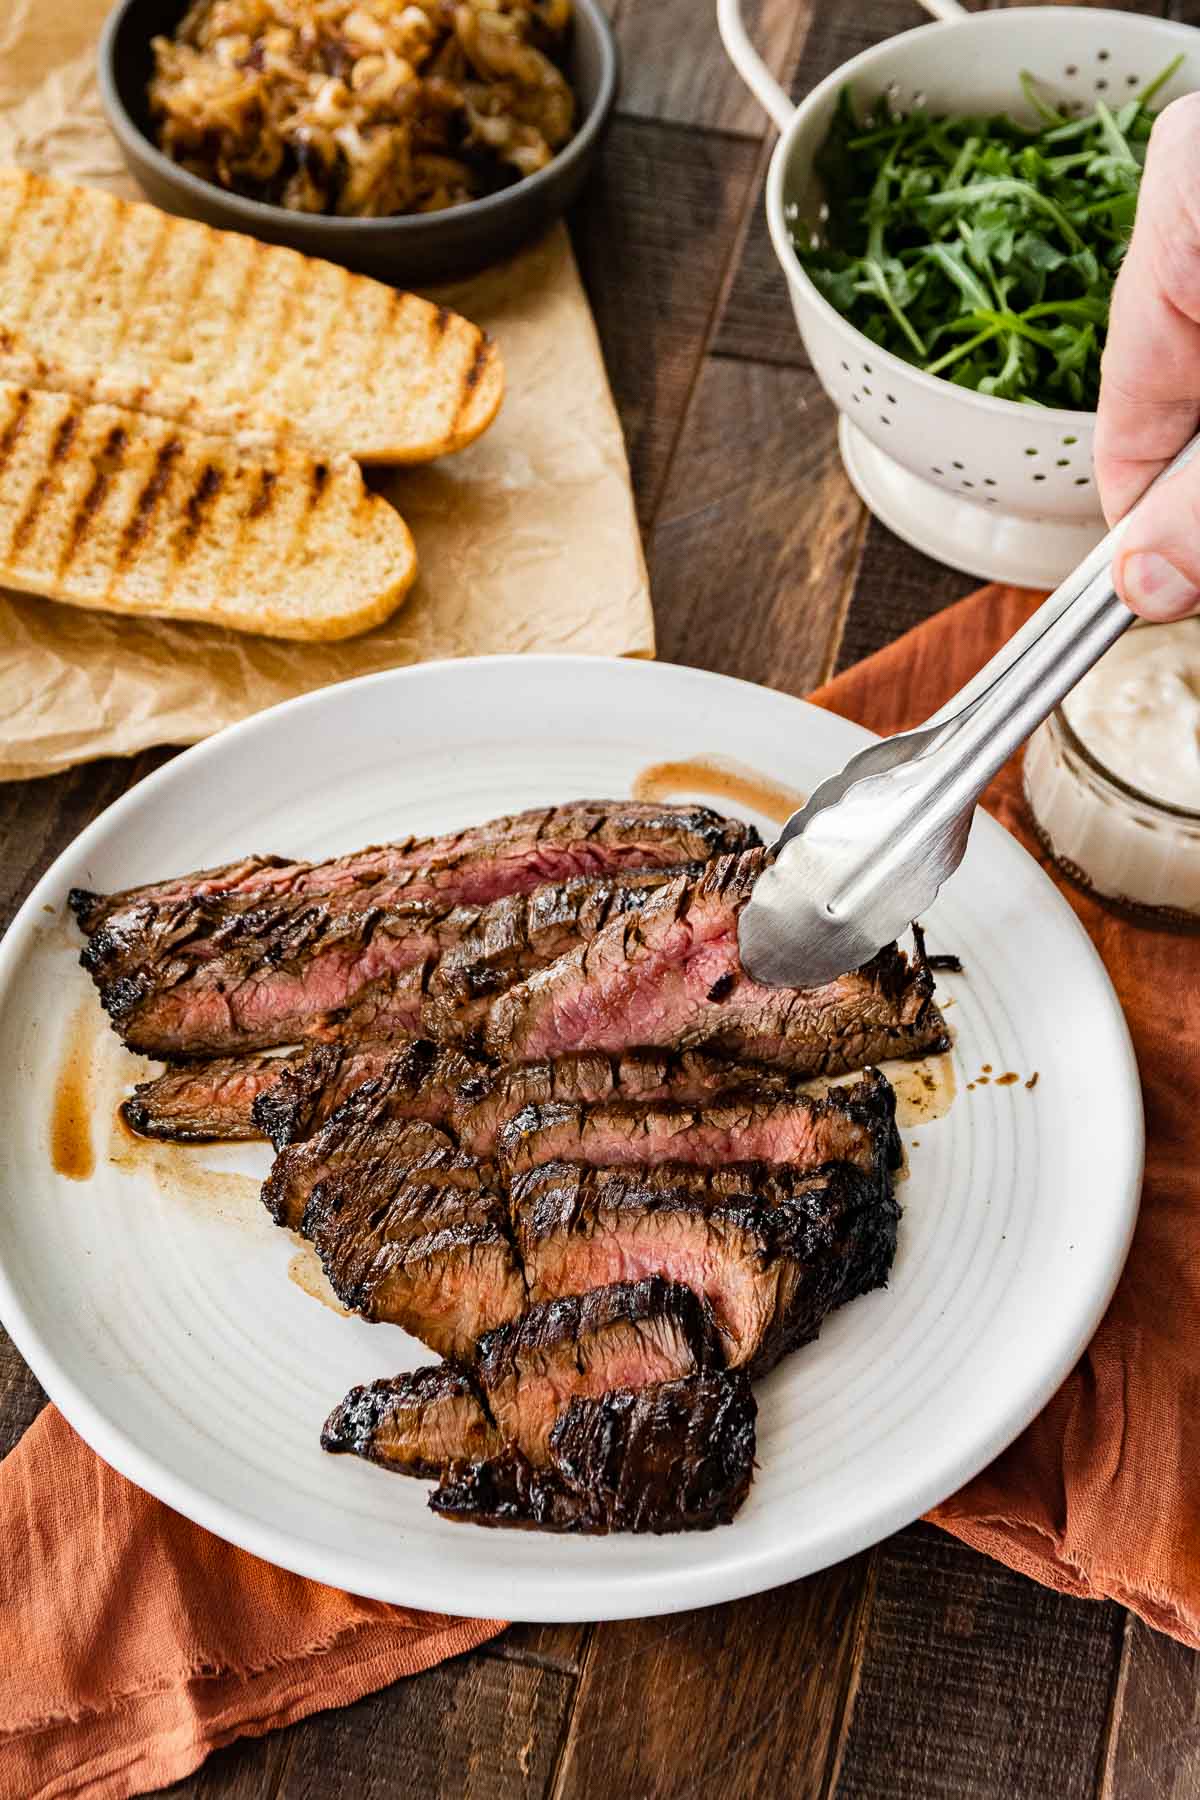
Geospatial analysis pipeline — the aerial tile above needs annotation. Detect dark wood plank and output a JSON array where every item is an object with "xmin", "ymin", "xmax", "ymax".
[
  {"xmin": 0, "ymin": 1326, "xmax": 44, "ymax": 1459},
  {"xmin": 1102, "ymin": 1617, "xmax": 1200, "ymax": 1799},
  {"xmin": 0, "ymin": 750, "xmax": 168, "ymax": 932},
  {"xmin": 154, "ymin": 1730, "xmax": 296, "ymax": 1800},
  {"xmin": 552, "ymin": 1556, "xmax": 872, "ymax": 1800},
  {"xmin": 490, "ymin": 1622, "xmax": 591, "ymax": 1676},
  {"xmin": 650, "ymin": 355, "xmax": 866, "ymax": 691},
  {"xmin": 712, "ymin": 1, "xmax": 910, "ymax": 368},
  {"xmin": 273, "ymin": 1653, "xmax": 575, "ymax": 1800},
  {"xmin": 834, "ymin": 515, "xmax": 973, "ymax": 675},
  {"xmin": 0, "ymin": 751, "xmax": 174, "ymax": 1459},
  {"xmin": 831, "ymin": 1524, "xmax": 1123, "ymax": 1800},
  {"xmin": 573, "ymin": 117, "xmax": 761, "ymax": 527},
  {"xmin": 614, "ymin": 0, "xmax": 811, "ymax": 135}
]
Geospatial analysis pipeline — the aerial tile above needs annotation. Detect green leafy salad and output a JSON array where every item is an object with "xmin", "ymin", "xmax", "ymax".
[{"xmin": 793, "ymin": 60, "xmax": 1182, "ymax": 408}]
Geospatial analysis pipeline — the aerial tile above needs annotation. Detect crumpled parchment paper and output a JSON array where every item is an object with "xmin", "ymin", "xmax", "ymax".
[{"xmin": 0, "ymin": 0, "xmax": 653, "ymax": 780}]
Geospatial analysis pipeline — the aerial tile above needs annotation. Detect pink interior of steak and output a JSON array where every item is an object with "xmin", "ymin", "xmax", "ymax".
[
  {"xmin": 490, "ymin": 1320, "xmax": 702, "ymax": 1464},
  {"xmin": 499, "ymin": 1092, "xmax": 877, "ymax": 1177},
  {"xmin": 366, "ymin": 1234, "xmax": 527, "ymax": 1360},
  {"xmin": 522, "ymin": 1210, "xmax": 776, "ymax": 1369}
]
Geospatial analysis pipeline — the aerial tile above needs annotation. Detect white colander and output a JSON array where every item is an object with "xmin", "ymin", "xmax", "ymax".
[{"xmin": 718, "ymin": 0, "xmax": 1200, "ymax": 586}]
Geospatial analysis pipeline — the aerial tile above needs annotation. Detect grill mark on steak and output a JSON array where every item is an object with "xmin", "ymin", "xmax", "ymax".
[
  {"xmin": 70, "ymin": 801, "xmax": 760, "ymax": 936},
  {"xmin": 322, "ymin": 1366, "xmax": 502, "ymax": 1479},
  {"xmin": 300, "ymin": 1122, "xmax": 523, "ymax": 1359},
  {"xmin": 124, "ymin": 1041, "xmax": 407, "ymax": 1147},
  {"xmin": 122, "ymin": 1050, "xmax": 296, "ymax": 1142},
  {"xmin": 86, "ymin": 868, "xmax": 693, "ymax": 1059},
  {"xmin": 323, "ymin": 1279, "xmax": 719, "ymax": 1480},
  {"xmin": 261, "ymin": 1039, "xmax": 486, "ymax": 1227},
  {"xmin": 259, "ymin": 1039, "xmax": 850, "ymax": 1229},
  {"xmin": 498, "ymin": 1069, "xmax": 899, "ymax": 1183},
  {"xmin": 484, "ymin": 850, "xmax": 949, "ymax": 1073},
  {"xmin": 252, "ymin": 1041, "xmax": 403, "ymax": 1148},
  {"xmin": 428, "ymin": 1373, "xmax": 757, "ymax": 1534},
  {"xmin": 508, "ymin": 1157, "xmax": 900, "ymax": 1374},
  {"xmin": 475, "ymin": 1279, "xmax": 720, "ymax": 1465}
]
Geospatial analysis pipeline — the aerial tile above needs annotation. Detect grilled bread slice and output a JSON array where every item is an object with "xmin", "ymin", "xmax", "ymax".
[
  {"xmin": 0, "ymin": 167, "xmax": 503, "ymax": 465},
  {"xmin": 0, "ymin": 382, "xmax": 417, "ymax": 640}
]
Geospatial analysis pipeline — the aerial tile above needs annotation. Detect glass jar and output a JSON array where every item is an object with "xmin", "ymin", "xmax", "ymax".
[{"xmin": 1024, "ymin": 707, "xmax": 1200, "ymax": 928}]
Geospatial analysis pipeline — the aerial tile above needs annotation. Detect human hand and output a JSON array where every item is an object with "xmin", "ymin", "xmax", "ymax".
[{"xmin": 1095, "ymin": 92, "xmax": 1200, "ymax": 620}]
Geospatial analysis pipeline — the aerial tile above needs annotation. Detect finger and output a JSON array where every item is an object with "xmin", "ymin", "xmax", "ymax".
[
  {"xmin": 1094, "ymin": 94, "xmax": 1200, "ymax": 523},
  {"xmin": 1115, "ymin": 459, "xmax": 1200, "ymax": 618}
]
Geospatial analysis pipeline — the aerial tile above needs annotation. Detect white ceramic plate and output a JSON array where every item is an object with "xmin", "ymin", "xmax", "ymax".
[{"xmin": 0, "ymin": 656, "xmax": 1141, "ymax": 1621}]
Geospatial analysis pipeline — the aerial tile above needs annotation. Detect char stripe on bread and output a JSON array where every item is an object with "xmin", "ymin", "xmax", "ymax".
[
  {"xmin": 0, "ymin": 167, "xmax": 503, "ymax": 464},
  {"xmin": 0, "ymin": 382, "xmax": 416, "ymax": 640}
]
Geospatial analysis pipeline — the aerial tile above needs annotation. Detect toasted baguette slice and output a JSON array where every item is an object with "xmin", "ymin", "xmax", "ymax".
[
  {"xmin": 0, "ymin": 167, "xmax": 503, "ymax": 465},
  {"xmin": 0, "ymin": 381, "xmax": 416, "ymax": 641}
]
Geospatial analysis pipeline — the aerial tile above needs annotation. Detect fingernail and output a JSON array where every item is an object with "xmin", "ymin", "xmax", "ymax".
[{"xmin": 1122, "ymin": 552, "xmax": 1200, "ymax": 619}]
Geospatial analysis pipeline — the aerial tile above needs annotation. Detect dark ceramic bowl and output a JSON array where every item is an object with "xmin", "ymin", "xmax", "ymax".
[{"xmin": 98, "ymin": 0, "xmax": 618, "ymax": 284}]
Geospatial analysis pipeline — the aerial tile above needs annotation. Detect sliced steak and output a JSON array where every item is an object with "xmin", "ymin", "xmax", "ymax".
[
  {"xmin": 509, "ymin": 1159, "xmax": 899, "ymax": 1373},
  {"xmin": 498, "ymin": 1068, "xmax": 899, "ymax": 1182},
  {"xmin": 261, "ymin": 1040, "xmax": 486, "ymax": 1227},
  {"xmin": 429, "ymin": 1372, "xmax": 757, "ymax": 1534},
  {"xmin": 90, "ymin": 869, "xmax": 684, "ymax": 1059},
  {"xmin": 259, "ymin": 1037, "xmax": 830, "ymax": 1225},
  {"xmin": 121, "ymin": 1052, "xmax": 292, "ymax": 1142},
  {"xmin": 321, "ymin": 1278, "xmax": 717, "ymax": 1478},
  {"xmin": 484, "ymin": 850, "xmax": 949, "ymax": 1072},
  {"xmin": 451, "ymin": 1047, "xmax": 801, "ymax": 1159},
  {"xmin": 322, "ymin": 1367, "xmax": 503, "ymax": 1479},
  {"xmin": 253, "ymin": 1042, "xmax": 406, "ymax": 1149},
  {"xmin": 476, "ymin": 1280, "xmax": 719, "ymax": 1465},
  {"xmin": 71, "ymin": 800, "xmax": 759, "ymax": 934},
  {"xmin": 301, "ymin": 1131, "xmax": 524, "ymax": 1359}
]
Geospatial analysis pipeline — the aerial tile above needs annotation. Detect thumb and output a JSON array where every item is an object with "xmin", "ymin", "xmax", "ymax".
[{"xmin": 1114, "ymin": 461, "xmax": 1200, "ymax": 620}]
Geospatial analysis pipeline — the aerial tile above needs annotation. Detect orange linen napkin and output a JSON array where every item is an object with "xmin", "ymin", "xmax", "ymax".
[
  {"xmin": 815, "ymin": 582, "xmax": 1200, "ymax": 1649},
  {"xmin": 0, "ymin": 1407, "xmax": 503, "ymax": 1799}
]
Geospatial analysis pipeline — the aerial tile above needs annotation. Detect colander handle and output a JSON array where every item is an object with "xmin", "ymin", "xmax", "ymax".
[
  {"xmin": 718, "ymin": 0, "xmax": 971, "ymax": 132},
  {"xmin": 914, "ymin": 0, "xmax": 970, "ymax": 20},
  {"xmin": 715, "ymin": 0, "xmax": 794, "ymax": 132}
]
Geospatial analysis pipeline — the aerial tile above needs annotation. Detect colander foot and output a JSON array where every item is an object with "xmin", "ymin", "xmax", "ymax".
[{"xmin": 838, "ymin": 418, "xmax": 1105, "ymax": 588}]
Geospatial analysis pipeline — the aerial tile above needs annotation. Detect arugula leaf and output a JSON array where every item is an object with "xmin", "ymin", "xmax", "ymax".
[{"xmin": 793, "ymin": 61, "xmax": 1180, "ymax": 409}]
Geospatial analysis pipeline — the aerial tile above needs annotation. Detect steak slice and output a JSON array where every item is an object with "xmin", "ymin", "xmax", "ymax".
[
  {"xmin": 451, "ymin": 1046, "xmax": 801, "ymax": 1159},
  {"xmin": 321, "ymin": 1278, "xmax": 717, "ymax": 1476},
  {"xmin": 71, "ymin": 800, "xmax": 760, "ymax": 933},
  {"xmin": 253, "ymin": 1042, "xmax": 406, "ymax": 1149},
  {"xmin": 121, "ymin": 1051, "xmax": 292, "ymax": 1142},
  {"xmin": 429, "ymin": 1373, "xmax": 757, "ymax": 1534},
  {"xmin": 91, "ymin": 869, "xmax": 684, "ymax": 1059},
  {"xmin": 259, "ymin": 1037, "xmax": 828, "ymax": 1224},
  {"xmin": 302, "ymin": 1137, "xmax": 524, "ymax": 1359},
  {"xmin": 261, "ymin": 1039, "xmax": 486, "ymax": 1227},
  {"xmin": 484, "ymin": 850, "xmax": 949, "ymax": 1072},
  {"xmin": 498, "ymin": 1069, "xmax": 899, "ymax": 1181},
  {"xmin": 475, "ymin": 1279, "xmax": 719, "ymax": 1465},
  {"xmin": 509, "ymin": 1158, "xmax": 899, "ymax": 1372},
  {"xmin": 322, "ymin": 1366, "xmax": 503, "ymax": 1479}
]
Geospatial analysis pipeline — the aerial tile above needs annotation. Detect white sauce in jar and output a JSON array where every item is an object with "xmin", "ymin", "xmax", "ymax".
[{"xmin": 1062, "ymin": 620, "xmax": 1200, "ymax": 809}]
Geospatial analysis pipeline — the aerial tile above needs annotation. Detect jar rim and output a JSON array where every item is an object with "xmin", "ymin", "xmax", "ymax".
[{"xmin": 1052, "ymin": 705, "xmax": 1200, "ymax": 825}]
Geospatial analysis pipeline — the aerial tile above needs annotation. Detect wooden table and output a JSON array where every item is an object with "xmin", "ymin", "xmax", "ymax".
[{"xmin": 3, "ymin": 1, "xmax": 1198, "ymax": 1793}]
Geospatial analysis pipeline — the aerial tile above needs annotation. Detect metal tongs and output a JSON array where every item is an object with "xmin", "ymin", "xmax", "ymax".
[{"xmin": 739, "ymin": 434, "xmax": 1200, "ymax": 990}]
